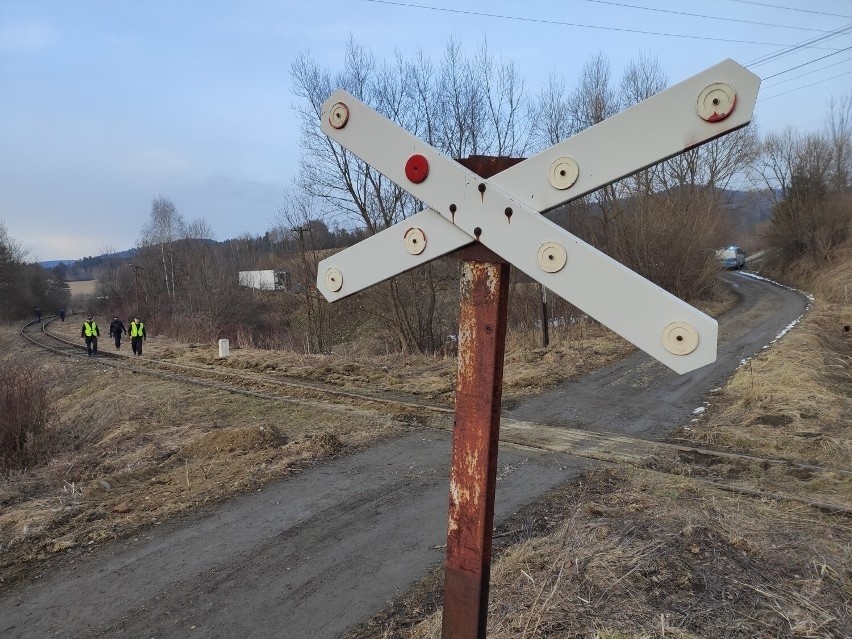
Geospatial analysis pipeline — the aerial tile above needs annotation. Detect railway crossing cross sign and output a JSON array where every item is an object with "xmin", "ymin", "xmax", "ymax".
[{"xmin": 315, "ymin": 59, "xmax": 759, "ymax": 638}]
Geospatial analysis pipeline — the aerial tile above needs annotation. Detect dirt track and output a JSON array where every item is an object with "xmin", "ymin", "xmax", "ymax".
[
  {"xmin": 508, "ymin": 272, "xmax": 810, "ymax": 437},
  {"xmin": 0, "ymin": 272, "xmax": 809, "ymax": 638},
  {"xmin": 1, "ymin": 434, "xmax": 585, "ymax": 638}
]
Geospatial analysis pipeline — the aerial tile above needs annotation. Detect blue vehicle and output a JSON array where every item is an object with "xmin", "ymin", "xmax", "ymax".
[{"xmin": 716, "ymin": 246, "xmax": 746, "ymax": 269}]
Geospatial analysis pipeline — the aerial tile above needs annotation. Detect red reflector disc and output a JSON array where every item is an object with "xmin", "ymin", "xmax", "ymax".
[{"xmin": 405, "ymin": 154, "xmax": 429, "ymax": 183}]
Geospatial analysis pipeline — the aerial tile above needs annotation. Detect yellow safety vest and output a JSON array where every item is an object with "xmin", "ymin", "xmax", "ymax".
[
  {"xmin": 130, "ymin": 322, "xmax": 144, "ymax": 337},
  {"xmin": 83, "ymin": 321, "xmax": 98, "ymax": 337}
]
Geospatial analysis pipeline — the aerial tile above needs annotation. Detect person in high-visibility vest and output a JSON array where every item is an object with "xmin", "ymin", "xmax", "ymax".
[
  {"xmin": 129, "ymin": 317, "xmax": 146, "ymax": 356},
  {"xmin": 81, "ymin": 315, "xmax": 100, "ymax": 357}
]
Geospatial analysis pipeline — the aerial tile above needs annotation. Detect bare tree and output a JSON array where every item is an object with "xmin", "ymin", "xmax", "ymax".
[
  {"xmin": 0, "ymin": 220, "xmax": 27, "ymax": 321},
  {"xmin": 170, "ymin": 218, "xmax": 214, "ymax": 316},
  {"xmin": 826, "ymin": 92, "xmax": 852, "ymax": 193},
  {"xmin": 567, "ymin": 52, "xmax": 618, "ymax": 134},
  {"xmin": 614, "ymin": 54, "xmax": 669, "ymax": 198},
  {"xmin": 661, "ymin": 127, "xmax": 760, "ymax": 194},
  {"xmin": 291, "ymin": 41, "xmax": 413, "ymax": 234},
  {"xmin": 763, "ymin": 127, "xmax": 850, "ymax": 264},
  {"xmin": 754, "ymin": 127, "xmax": 802, "ymax": 203},
  {"xmin": 140, "ymin": 196, "xmax": 183, "ymax": 300},
  {"xmin": 619, "ymin": 53, "xmax": 667, "ymax": 109},
  {"xmin": 289, "ymin": 37, "xmax": 530, "ymax": 352},
  {"xmin": 480, "ymin": 42, "xmax": 530, "ymax": 157},
  {"xmin": 435, "ymin": 38, "xmax": 489, "ymax": 158},
  {"xmin": 275, "ymin": 189, "xmax": 329, "ymax": 353},
  {"xmin": 529, "ymin": 73, "xmax": 571, "ymax": 151},
  {"xmin": 94, "ymin": 243, "xmax": 135, "ymax": 312},
  {"xmin": 564, "ymin": 54, "xmax": 622, "ymax": 250},
  {"xmin": 136, "ymin": 197, "xmax": 224, "ymax": 329}
]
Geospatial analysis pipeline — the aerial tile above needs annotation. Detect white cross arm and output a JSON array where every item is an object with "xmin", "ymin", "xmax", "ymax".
[
  {"xmin": 320, "ymin": 198, "xmax": 718, "ymax": 374},
  {"xmin": 315, "ymin": 59, "xmax": 758, "ymax": 305},
  {"xmin": 491, "ymin": 58, "xmax": 760, "ymax": 211},
  {"xmin": 314, "ymin": 59, "xmax": 761, "ymax": 372},
  {"xmin": 322, "ymin": 59, "xmax": 760, "ymax": 215},
  {"xmin": 318, "ymin": 91, "xmax": 721, "ymax": 373},
  {"xmin": 316, "ymin": 209, "xmax": 471, "ymax": 299}
]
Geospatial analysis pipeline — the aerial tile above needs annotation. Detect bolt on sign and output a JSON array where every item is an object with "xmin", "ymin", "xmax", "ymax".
[{"xmin": 315, "ymin": 59, "xmax": 759, "ymax": 637}]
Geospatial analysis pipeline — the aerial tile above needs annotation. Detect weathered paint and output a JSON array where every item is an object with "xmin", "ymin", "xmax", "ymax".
[
  {"xmin": 442, "ymin": 156, "xmax": 516, "ymax": 639},
  {"xmin": 443, "ymin": 259, "xmax": 510, "ymax": 638}
]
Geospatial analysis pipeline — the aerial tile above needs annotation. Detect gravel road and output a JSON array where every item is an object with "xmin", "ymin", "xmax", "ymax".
[
  {"xmin": 0, "ymin": 272, "xmax": 808, "ymax": 638},
  {"xmin": 508, "ymin": 272, "xmax": 810, "ymax": 438},
  {"xmin": 1, "ymin": 435, "xmax": 586, "ymax": 638}
]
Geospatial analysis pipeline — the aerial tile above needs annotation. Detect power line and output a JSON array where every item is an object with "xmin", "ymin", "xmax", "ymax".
[
  {"xmin": 578, "ymin": 0, "xmax": 834, "ymax": 33},
  {"xmin": 747, "ymin": 23, "xmax": 852, "ymax": 66},
  {"xmin": 763, "ymin": 57, "xmax": 852, "ymax": 88},
  {"xmin": 758, "ymin": 69, "xmax": 852, "ymax": 102},
  {"xmin": 724, "ymin": 0, "xmax": 852, "ymax": 20},
  {"xmin": 360, "ymin": 0, "xmax": 847, "ymax": 49},
  {"xmin": 763, "ymin": 46, "xmax": 852, "ymax": 80}
]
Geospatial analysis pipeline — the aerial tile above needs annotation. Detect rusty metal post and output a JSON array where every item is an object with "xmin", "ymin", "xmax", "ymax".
[{"xmin": 442, "ymin": 156, "xmax": 522, "ymax": 639}]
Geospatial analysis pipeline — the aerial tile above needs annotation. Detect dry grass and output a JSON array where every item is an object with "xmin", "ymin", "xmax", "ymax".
[
  {"xmin": 676, "ymin": 287, "xmax": 850, "ymax": 506},
  {"xmin": 3, "ymin": 276, "xmax": 740, "ymax": 594},
  {"xmin": 0, "ymin": 329, "xmax": 402, "ymax": 590},
  {"xmin": 48, "ymin": 314, "xmax": 635, "ymax": 406},
  {"xmin": 395, "ymin": 467, "xmax": 850, "ymax": 639},
  {"xmin": 0, "ymin": 362, "xmax": 53, "ymax": 467},
  {"xmin": 67, "ymin": 280, "xmax": 96, "ymax": 297},
  {"xmin": 45, "ymin": 283, "xmax": 736, "ymax": 411},
  {"xmin": 350, "ymin": 260, "xmax": 851, "ymax": 639}
]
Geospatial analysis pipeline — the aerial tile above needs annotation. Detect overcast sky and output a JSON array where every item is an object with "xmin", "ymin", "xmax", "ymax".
[{"xmin": 2, "ymin": 0, "xmax": 850, "ymax": 261}]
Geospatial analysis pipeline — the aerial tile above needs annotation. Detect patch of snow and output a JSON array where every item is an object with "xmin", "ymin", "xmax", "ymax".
[{"xmin": 733, "ymin": 271, "xmax": 813, "ymax": 369}]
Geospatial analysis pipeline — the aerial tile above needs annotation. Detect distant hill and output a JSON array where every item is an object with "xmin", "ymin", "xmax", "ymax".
[
  {"xmin": 718, "ymin": 188, "xmax": 776, "ymax": 228},
  {"xmin": 38, "ymin": 259, "xmax": 77, "ymax": 269},
  {"xmin": 38, "ymin": 248, "xmax": 140, "ymax": 281},
  {"xmin": 546, "ymin": 187, "xmax": 775, "ymax": 223},
  {"xmin": 39, "ymin": 248, "xmax": 138, "ymax": 270}
]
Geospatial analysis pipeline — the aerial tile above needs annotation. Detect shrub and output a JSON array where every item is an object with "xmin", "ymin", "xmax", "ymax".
[{"xmin": 0, "ymin": 363, "xmax": 53, "ymax": 468}]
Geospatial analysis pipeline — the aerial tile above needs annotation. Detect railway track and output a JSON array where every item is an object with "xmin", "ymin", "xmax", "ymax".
[
  {"xmin": 21, "ymin": 319, "xmax": 850, "ymax": 513},
  {"xmin": 21, "ymin": 317, "xmax": 453, "ymax": 414}
]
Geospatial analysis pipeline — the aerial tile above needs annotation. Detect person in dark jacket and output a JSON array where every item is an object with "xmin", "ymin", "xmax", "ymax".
[
  {"xmin": 109, "ymin": 316, "xmax": 126, "ymax": 350},
  {"xmin": 129, "ymin": 316, "xmax": 146, "ymax": 356},
  {"xmin": 59, "ymin": 308, "xmax": 66, "ymax": 322},
  {"xmin": 81, "ymin": 315, "xmax": 99, "ymax": 357}
]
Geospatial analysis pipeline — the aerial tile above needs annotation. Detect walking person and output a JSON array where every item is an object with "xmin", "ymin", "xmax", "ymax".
[
  {"xmin": 81, "ymin": 315, "xmax": 100, "ymax": 357},
  {"xmin": 59, "ymin": 308, "xmax": 66, "ymax": 322},
  {"xmin": 129, "ymin": 316, "xmax": 146, "ymax": 356},
  {"xmin": 34, "ymin": 307, "xmax": 42, "ymax": 322},
  {"xmin": 109, "ymin": 316, "xmax": 126, "ymax": 350}
]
